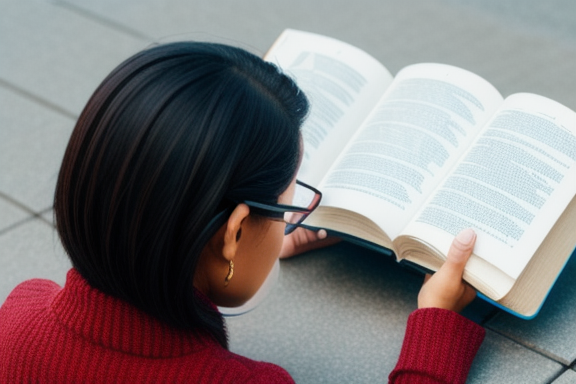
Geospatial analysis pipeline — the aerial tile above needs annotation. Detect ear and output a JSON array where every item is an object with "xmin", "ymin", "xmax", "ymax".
[{"xmin": 222, "ymin": 204, "xmax": 250, "ymax": 261}]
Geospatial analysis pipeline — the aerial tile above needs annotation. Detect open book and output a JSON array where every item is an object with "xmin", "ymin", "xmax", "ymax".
[{"xmin": 265, "ymin": 29, "xmax": 576, "ymax": 319}]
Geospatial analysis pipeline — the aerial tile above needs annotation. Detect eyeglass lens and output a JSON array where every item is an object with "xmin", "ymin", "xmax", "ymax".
[{"xmin": 284, "ymin": 182, "xmax": 319, "ymax": 225}]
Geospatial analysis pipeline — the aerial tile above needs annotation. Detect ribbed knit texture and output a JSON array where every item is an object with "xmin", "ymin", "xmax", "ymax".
[
  {"xmin": 0, "ymin": 269, "xmax": 294, "ymax": 384},
  {"xmin": 0, "ymin": 269, "xmax": 484, "ymax": 383},
  {"xmin": 389, "ymin": 307, "xmax": 485, "ymax": 384}
]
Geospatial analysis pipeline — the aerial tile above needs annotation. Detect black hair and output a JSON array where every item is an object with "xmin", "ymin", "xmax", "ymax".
[{"xmin": 53, "ymin": 42, "xmax": 309, "ymax": 348}]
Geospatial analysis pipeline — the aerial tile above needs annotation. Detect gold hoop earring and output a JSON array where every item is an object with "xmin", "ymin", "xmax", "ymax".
[{"xmin": 224, "ymin": 260, "xmax": 234, "ymax": 286}]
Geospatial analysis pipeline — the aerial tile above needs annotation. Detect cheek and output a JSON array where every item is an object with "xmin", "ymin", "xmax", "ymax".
[
  {"xmin": 247, "ymin": 221, "xmax": 285, "ymax": 287},
  {"xmin": 225, "ymin": 221, "xmax": 285, "ymax": 307},
  {"xmin": 263, "ymin": 220, "xmax": 286, "ymax": 256}
]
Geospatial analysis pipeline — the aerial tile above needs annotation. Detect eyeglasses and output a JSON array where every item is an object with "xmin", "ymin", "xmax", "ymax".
[{"xmin": 242, "ymin": 180, "xmax": 322, "ymax": 235}]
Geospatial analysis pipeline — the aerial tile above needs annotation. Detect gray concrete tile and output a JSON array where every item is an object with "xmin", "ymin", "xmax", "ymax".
[
  {"xmin": 60, "ymin": 0, "xmax": 576, "ymax": 111},
  {"xmin": 0, "ymin": 0, "xmax": 147, "ymax": 116},
  {"xmin": 228, "ymin": 243, "xmax": 422, "ymax": 384},
  {"xmin": 0, "ymin": 219, "xmax": 71, "ymax": 304},
  {"xmin": 0, "ymin": 86, "xmax": 74, "ymax": 212},
  {"xmin": 441, "ymin": 0, "xmax": 576, "ymax": 46},
  {"xmin": 227, "ymin": 243, "xmax": 562, "ymax": 383},
  {"xmin": 1, "ymin": 1, "xmax": 574, "ymax": 382},
  {"xmin": 41, "ymin": 209, "xmax": 55, "ymax": 227},
  {"xmin": 468, "ymin": 329, "xmax": 563, "ymax": 384},
  {"xmin": 0, "ymin": 196, "xmax": 29, "ymax": 233},
  {"xmin": 487, "ymin": 250, "xmax": 576, "ymax": 365},
  {"xmin": 57, "ymin": 0, "xmax": 313, "ymax": 53},
  {"xmin": 552, "ymin": 369, "xmax": 576, "ymax": 384}
]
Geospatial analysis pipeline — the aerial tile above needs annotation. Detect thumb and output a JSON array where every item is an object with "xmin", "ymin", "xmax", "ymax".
[{"xmin": 441, "ymin": 228, "xmax": 476, "ymax": 279}]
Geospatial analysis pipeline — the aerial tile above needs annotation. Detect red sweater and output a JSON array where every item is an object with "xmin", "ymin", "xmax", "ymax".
[{"xmin": 0, "ymin": 269, "xmax": 484, "ymax": 383}]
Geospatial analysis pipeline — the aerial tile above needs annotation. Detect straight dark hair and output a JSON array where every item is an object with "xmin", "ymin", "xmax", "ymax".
[{"xmin": 53, "ymin": 42, "xmax": 309, "ymax": 348}]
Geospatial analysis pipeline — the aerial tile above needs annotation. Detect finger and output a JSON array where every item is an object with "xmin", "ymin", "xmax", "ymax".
[
  {"xmin": 298, "ymin": 232, "xmax": 340, "ymax": 253},
  {"xmin": 463, "ymin": 283, "xmax": 477, "ymax": 303},
  {"xmin": 441, "ymin": 228, "xmax": 476, "ymax": 279},
  {"xmin": 279, "ymin": 228, "xmax": 340, "ymax": 258}
]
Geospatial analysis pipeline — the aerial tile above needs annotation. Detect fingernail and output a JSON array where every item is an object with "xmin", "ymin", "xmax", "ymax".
[
  {"xmin": 456, "ymin": 228, "xmax": 475, "ymax": 245},
  {"xmin": 317, "ymin": 229, "xmax": 327, "ymax": 239}
]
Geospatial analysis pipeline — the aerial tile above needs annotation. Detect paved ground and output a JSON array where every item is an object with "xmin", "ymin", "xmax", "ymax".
[{"xmin": 1, "ymin": 0, "xmax": 575, "ymax": 383}]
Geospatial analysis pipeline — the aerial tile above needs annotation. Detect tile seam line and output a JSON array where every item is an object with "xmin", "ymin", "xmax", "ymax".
[
  {"xmin": 485, "ymin": 325, "xmax": 572, "ymax": 366},
  {"xmin": 429, "ymin": 0, "xmax": 576, "ymax": 53},
  {"xmin": 0, "ymin": 78, "xmax": 77, "ymax": 121},
  {"xmin": 51, "ymin": 0, "xmax": 153, "ymax": 42},
  {"xmin": 0, "ymin": 216, "xmax": 41, "ymax": 237},
  {"xmin": 478, "ymin": 307, "xmax": 500, "ymax": 327},
  {"xmin": 0, "ymin": 192, "xmax": 55, "ymax": 231},
  {"xmin": 545, "ymin": 367, "xmax": 569, "ymax": 384}
]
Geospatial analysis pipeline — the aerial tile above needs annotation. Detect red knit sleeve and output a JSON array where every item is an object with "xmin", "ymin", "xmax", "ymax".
[{"xmin": 389, "ymin": 308, "xmax": 485, "ymax": 384}]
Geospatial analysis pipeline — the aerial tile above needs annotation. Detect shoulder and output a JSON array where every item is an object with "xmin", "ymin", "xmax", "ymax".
[
  {"xmin": 0, "ymin": 277, "xmax": 62, "ymax": 334},
  {"xmin": 1, "ymin": 277, "xmax": 61, "ymax": 312},
  {"xmin": 199, "ymin": 344, "xmax": 295, "ymax": 384},
  {"xmin": 0, "ymin": 277, "xmax": 62, "ymax": 376},
  {"xmin": 0, "ymin": 276, "xmax": 62, "ymax": 345},
  {"xmin": 242, "ymin": 362, "xmax": 294, "ymax": 384}
]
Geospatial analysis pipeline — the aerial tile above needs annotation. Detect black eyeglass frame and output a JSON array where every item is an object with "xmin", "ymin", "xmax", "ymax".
[{"xmin": 242, "ymin": 180, "xmax": 322, "ymax": 235}]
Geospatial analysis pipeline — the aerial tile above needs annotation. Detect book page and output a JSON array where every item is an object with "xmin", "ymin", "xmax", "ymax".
[
  {"xmin": 265, "ymin": 29, "xmax": 394, "ymax": 186},
  {"xmin": 405, "ymin": 93, "xmax": 576, "ymax": 279},
  {"xmin": 317, "ymin": 64, "xmax": 503, "ymax": 239}
]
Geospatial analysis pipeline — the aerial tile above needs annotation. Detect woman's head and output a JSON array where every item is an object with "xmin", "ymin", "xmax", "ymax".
[{"xmin": 54, "ymin": 42, "xmax": 309, "ymax": 347}]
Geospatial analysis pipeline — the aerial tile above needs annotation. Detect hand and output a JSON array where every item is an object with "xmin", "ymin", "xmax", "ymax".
[
  {"xmin": 279, "ymin": 227, "xmax": 340, "ymax": 259},
  {"xmin": 418, "ymin": 228, "xmax": 478, "ymax": 312}
]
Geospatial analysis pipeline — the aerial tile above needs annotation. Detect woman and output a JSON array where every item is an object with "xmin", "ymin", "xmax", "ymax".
[{"xmin": 0, "ymin": 42, "xmax": 484, "ymax": 383}]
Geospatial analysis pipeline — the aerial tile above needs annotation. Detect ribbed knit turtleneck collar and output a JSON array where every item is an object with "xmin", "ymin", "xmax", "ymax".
[{"xmin": 50, "ymin": 269, "xmax": 212, "ymax": 358}]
